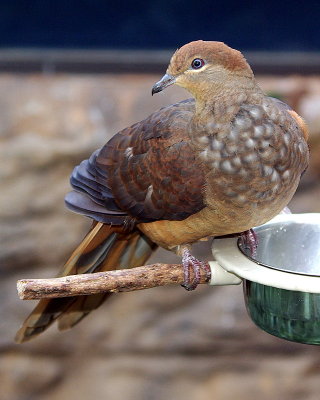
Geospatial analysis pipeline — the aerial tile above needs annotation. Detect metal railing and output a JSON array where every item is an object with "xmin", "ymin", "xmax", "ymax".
[{"xmin": 0, "ymin": 48, "xmax": 319, "ymax": 74}]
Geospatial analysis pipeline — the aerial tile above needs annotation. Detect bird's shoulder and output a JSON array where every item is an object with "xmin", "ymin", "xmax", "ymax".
[
  {"xmin": 114, "ymin": 97, "xmax": 195, "ymax": 144},
  {"xmin": 228, "ymin": 97, "xmax": 308, "ymax": 149}
]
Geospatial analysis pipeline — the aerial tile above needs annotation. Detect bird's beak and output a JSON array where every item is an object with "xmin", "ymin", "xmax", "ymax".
[{"xmin": 152, "ymin": 74, "xmax": 176, "ymax": 95}]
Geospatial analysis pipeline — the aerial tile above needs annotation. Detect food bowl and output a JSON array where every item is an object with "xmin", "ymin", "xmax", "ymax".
[{"xmin": 210, "ymin": 214, "xmax": 320, "ymax": 345}]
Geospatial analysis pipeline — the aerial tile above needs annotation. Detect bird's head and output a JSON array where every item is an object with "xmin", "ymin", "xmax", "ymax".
[{"xmin": 152, "ymin": 40, "xmax": 254, "ymax": 101}]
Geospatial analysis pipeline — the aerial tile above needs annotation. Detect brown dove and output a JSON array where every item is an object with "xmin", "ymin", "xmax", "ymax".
[{"xmin": 15, "ymin": 40, "xmax": 309, "ymax": 343}]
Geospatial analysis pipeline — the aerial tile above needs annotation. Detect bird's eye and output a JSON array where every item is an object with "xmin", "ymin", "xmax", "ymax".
[{"xmin": 191, "ymin": 58, "xmax": 205, "ymax": 69}]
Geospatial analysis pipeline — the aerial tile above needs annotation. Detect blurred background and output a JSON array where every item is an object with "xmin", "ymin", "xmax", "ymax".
[{"xmin": 1, "ymin": 2, "xmax": 320, "ymax": 400}]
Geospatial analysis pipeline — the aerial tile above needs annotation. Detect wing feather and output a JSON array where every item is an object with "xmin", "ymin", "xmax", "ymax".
[{"xmin": 66, "ymin": 99, "xmax": 206, "ymax": 224}]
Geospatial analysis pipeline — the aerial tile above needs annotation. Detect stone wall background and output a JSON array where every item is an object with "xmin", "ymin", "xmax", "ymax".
[{"xmin": 1, "ymin": 73, "xmax": 320, "ymax": 400}]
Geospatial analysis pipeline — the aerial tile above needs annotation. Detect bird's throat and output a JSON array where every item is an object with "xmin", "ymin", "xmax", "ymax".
[{"xmin": 192, "ymin": 78, "xmax": 263, "ymax": 123}]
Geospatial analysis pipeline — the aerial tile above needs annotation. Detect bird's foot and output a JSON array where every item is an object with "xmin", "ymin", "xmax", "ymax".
[
  {"xmin": 240, "ymin": 229, "xmax": 259, "ymax": 256},
  {"xmin": 181, "ymin": 248, "xmax": 211, "ymax": 291}
]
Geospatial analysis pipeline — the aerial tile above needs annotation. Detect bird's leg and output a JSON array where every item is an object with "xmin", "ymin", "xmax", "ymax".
[
  {"xmin": 241, "ymin": 207, "xmax": 290, "ymax": 256},
  {"xmin": 240, "ymin": 229, "xmax": 258, "ymax": 256},
  {"xmin": 179, "ymin": 246, "xmax": 211, "ymax": 291},
  {"xmin": 181, "ymin": 248, "xmax": 201, "ymax": 291}
]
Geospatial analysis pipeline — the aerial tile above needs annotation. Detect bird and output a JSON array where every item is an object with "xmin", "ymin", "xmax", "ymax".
[{"xmin": 15, "ymin": 40, "xmax": 309, "ymax": 343}]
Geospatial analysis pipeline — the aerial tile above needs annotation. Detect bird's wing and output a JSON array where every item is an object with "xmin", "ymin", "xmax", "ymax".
[
  {"xmin": 269, "ymin": 97, "xmax": 309, "ymax": 142},
  {"xmin": 66, "ymin": 98, "xmax": 206, "ymax": 224},
  {"xmin": 65, "ymin": 149, "xmax": 128, "ymax": 224}
]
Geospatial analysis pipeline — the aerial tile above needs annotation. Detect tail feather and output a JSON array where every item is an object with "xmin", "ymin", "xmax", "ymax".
[
  {"xmin": 15, "ymin": 222, "xmax": 157, "ymax": 343},
  {"xmin": 57, "ymin": 293, "xmax": 110, "ymax": 331},
  {"xmin": 57, "ymin": 231, "xmax": 155, "ymax": 331}
]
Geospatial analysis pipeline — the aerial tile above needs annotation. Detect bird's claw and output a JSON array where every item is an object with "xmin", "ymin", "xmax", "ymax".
[
  {"xmin": 181, "ymin": 249, "xmax": 211, "ymax": 291},
  {"xmin": 240, "ymin": 229, "xmax": 259, "ymax": 256}
]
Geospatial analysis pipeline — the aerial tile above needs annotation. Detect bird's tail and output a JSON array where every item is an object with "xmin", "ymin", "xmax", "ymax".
[{"xmin": 15, "ymin": 222, "xmax": 157, "ymax": 343}]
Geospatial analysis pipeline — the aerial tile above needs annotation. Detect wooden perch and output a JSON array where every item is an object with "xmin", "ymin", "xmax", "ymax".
[{"xmin": 17, "ymin": 263, "xmax": 211, "ymax": 300}]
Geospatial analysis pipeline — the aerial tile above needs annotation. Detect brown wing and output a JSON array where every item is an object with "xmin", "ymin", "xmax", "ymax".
[
  {"xmin": 96, "ymin": 98, "xmax": 205, "ymax": 222},
  {"xmin": 66, "ymin": 99, "xmax": 206, "ymax": 224}
]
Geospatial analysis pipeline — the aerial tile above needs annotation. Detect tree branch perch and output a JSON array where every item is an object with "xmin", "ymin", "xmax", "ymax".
[{"xmin": 17, "ymin": 263, "xmax": 211, "ymax": 300}]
